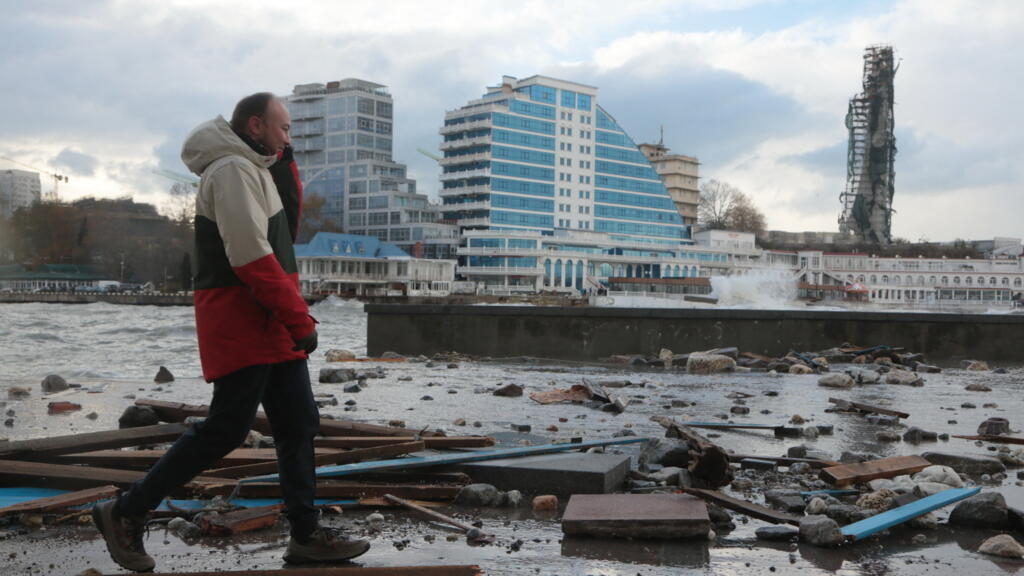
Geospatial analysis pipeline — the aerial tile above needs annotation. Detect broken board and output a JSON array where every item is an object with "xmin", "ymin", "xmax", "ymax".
[
  {"xmin": 953, "ymin": 434, "xmax": 1024, "ymax": 445},
  {"xmin": 243, "ymin": 437, "xmax": 647, "ymax": 484},
  {"xmin": 681, "ymin": 487, "xmax": 802, "ymax": 525},
  {"xmin": 562, "ymin": 493, "xmax": 710, "ymax": 539},
  {"xmin": 841, "ymin": 486, "xmax": 981, "ymax": 541},
  {"xmin": 0, "ymin": 485, "xmax": 118, "ymax": 517},
  {"xmin": 122, "ymin": 567, "xmax": 482, "ymax": 576},
  {"xmin": 0, "ymin": 423, "xmax": 187, "ymax": 459},
  {"xmin": 820, "ymin": 455, "xmax": 931, "ymax": 487},
  {"xmin": 828, "ymin": 397, "xmax": 909, "ymax": 419}
]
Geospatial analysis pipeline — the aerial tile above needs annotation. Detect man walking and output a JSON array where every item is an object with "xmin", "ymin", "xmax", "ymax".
[{"xmin": 92, "ymin": 93, "xmax": 370, "ymax": 572}]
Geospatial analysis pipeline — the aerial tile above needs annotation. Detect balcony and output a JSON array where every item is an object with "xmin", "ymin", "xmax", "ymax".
[
  {"xmin": 441, "ymin": 200, "xmax": 491, "ymax": 213},
  {"xmin": 439, "ymin": 119, "xmax": 492, "ymax": 135},
  {"xmin": 457, "ymin": 266, "xmax": 542, "ymax": 276},
  {"xmin": 444, "ymin": 103, "xmax": 508, "ymax": 119},
  {"xmin": 440, "ymin": 168, "xmax": 491, "ymax": 181},
  {"xmin": 439, "ymin": 152, "xmax": 491, "ymax": 166},
  {"xmin": 439, "ymin": 185, "xmax": 491, "ymax": 198},
  {"xmin": 458, "ymin": 217, "xmax": 491, "ymax": 227}
]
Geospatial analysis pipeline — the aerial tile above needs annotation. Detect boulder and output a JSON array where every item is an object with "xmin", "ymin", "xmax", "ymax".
[
  {"xmin": 902, "ymin": 427, "xmax": 938, "ymax": 443},
  {"xmin": 493, "ymin": 383, "xmax": 524, "ymax": 397},
  {"xmin": 922, "ymin": 452, "xmax": 1005, "ymax": 475},
  {"xmin": 949, "ymin": 492, "xmax": 1009, "ymax": 528},
  {"xmin": 966, "ymin": 383, "xmax": 992, "ymax": 392},
  {"xmin": 978, "ymin": 534, "xmax": 1024, "ymax": 559},
  {"xmin": 639, "ymin": 438, "xmax": 690, "ymax": 470},
  {"xmin": 817, "ymin": 373, "xmax": 855, "ymax": 389},
  {"xmin": 765, "ymin": 489, "xmax": 806, "ymax": 513},
  {"xmin": 825, "ymin": 503, "xmax": 874, "ymax": 524},
  {"xmin": 118, "ymin": 405, "xmax": 160, "ymax": 429},
  {"xmin": 789, "ymin": 364, "xmax": 814, "ymax": 375},
  {"xmin": 706, "ymin": 347, "xmax": 739, "ymax": 359},
  {"xmin": 319, "ymin": 367, "xmax": 358, "ymax": 383},
  {"xmin": 658, "ymin": 348, "xmax": 674, "ymax": 369},
  {"xmin": 686, "ymin": 353, "xmax": 736, "ymax": 375},
  {"xmin": 847, "ymin": 368, "xmax": 881, "ymax": 384},
  {"xmin": 342, "ymin": 383, "xmax": 361, "ymax": 393},
  {"xmin": 977, "ymin": 418, "xmax": 1010, "ymax": 436},
  {"xmin": 805, "ymin": 497, "xmax": 827, "ymax": 515},
  {"xmin": 885, "ymin": 370, "xmax": 924, "ymax": 386},
  {"xmin": 7, "ymin": 386, "xmax": 30, "ymax": 399},
  {"xmin": 532, "ymin": 495, "xmax": 558, "ymax": 512},
  {"xmin": 153, "ymin": 367, "xmax": 174, "ymax": 383},
  {"xmin": 965, "ymin": 360, "xmax": 990, "ymax": 371},
  {"xmin": 913, "ymin": 482, "xmax": 957, "ymax": 497},
  {"xmin": 912, "ymin": 465, "xmax": 963, "ymax": 488},
  {"xmin": 756, "ymin": 525, "xmax": 799, "ymax": 541},
  {"xmin": 730, "ymin": 405, "xmax": 750, "ymax": 415},
  {"xmin": 41, "ymin": 374, "xmax": 69, "ymax": 393},
  {"xmin": 914, "ymin": 363, "xmax": 942, "ymax": 373},
  {"xmin": 876, "ymin": 430, "xmax": 901, "ymax": 442},
  {"xmin": 799, "ymin": 515, "xmax": 844, "ymax": 547},
  {"xmin": 766, "ymin": 361, "xmax": 790, "ymax": 373},
  {"xmin": 324, "ymin": 349, "xmax": 356, "ymax": 362},
  {"xmin": 454, "ymin": 483, "xmax": 503, "ymax": 507}
]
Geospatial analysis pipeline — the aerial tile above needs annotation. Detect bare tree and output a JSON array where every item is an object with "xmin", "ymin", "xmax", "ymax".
[
  {"xmin": 163, "ymin": 182, "xmax": 196, "ymax": 225},
  {"xmin": 698, "ymin": 179, "xmax": 766, "ymax": 233}
]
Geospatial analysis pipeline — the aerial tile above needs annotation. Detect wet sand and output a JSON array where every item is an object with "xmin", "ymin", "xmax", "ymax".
[{"xmin": 1, "ymin": 358, "xmax": 1022, "ymax": 575}]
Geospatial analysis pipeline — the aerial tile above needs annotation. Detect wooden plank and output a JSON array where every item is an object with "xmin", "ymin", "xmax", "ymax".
[
  {"xmin": 48, "ymin": 448, "xmax": 343, "ymax": 469},
  {"xmin": 953, "ymin": 434, "xmax": 1024, "ymax": 445},
  {"xmin": 680, "ymin": 421, "xmax": 803, "ymax": 436},
  {"xmin": 136, "ymin": 399, "xmax": 438, "ymax": 438},
  {"xmin": 828, "ymin": 397, "xmax": 909, "ymax": 419},
  {"xmin": 242, "ymin": 437, "xmax": 648, "ymax": 484},
  {"xmin": 651, "ymin": 416, "xmax": 732, "ymax": 488},
  {"xmin": 0, "ymin": 460, "xmax": 231, "ymax": 492},
  {"xmin": 680, "ymin": 487, "xmax": 803, "ymax": 526},
  {"xmin": 841, "ymin": 487, "xmax": 981, "ymax": 541},
  {"xmin": 820, "ymin": 455, "xmax": 931, "ymax": 487},
  {"xmin": 315, "ymin": 437, "xmax": 494, "ymax": 449},
  {"xmin": 727, "ymin": 454, "xmax": 839, "ymax": 468},
  {"xmin": 383, "ymin": 494, "xmax": 494, "ymax": 543},
  {"xmin": 134, "ymin": 566, "xmax": 482, "ymax": 575},
  {"xmin": 0, "ymin": 485, "xmax": 118, "ymax": 517},
  {"xmin": 207, "ymin": 441, "xmax": 425, "ymax": 479},
  {"xmin": 236, "ymin": 482, "xmax": 461, "ymax": 501},
  {"xmin": 0, "ymin": 423, "xmax": 187, "ymax": 459},
  {"xmin": 197, "ymin": 504, "xmax": 281, "ymax": 536}
]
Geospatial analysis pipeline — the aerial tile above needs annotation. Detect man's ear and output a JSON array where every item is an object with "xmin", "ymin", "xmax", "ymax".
[{"xmin": 246, "ymin": 115, "xmax": 263, "ymax": 138}]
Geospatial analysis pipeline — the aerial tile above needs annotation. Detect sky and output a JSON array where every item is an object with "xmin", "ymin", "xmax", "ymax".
[{"xmin": 1, "ymin": 0, "xmax": 1021, "ymax": 242}]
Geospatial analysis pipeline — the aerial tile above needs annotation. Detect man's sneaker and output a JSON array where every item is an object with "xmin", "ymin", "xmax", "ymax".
[
  {"xmin": 91, "ymin": 500, "xmax": 155, "ymax": 573},
  {"xmin": 284, "ymin": 526, "xmax": 371, "ymax": 564}
]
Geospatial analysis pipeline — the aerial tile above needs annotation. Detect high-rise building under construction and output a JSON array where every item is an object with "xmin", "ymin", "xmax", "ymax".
[{"xmin": 839, "ymin": 45, "xmax": 898, "ymax": 244}]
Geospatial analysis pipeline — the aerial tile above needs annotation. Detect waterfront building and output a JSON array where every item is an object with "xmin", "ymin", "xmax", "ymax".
[
  {"xmin": 0, "ymin": 169, "xmax": 42, "ymax": 218},
  {"xmin": 638, "ymin": 142, "xmax": 700, "ymax": 225},
  {"xmin": 294, "ymin": 232, "xmax": 455, "ymax": 297},
  {"xmin": 439, "ymin": 75, "xmax": 688, "ymax": 245},
  {"xmin": 0, "ymin": 263, "xmax": 104, "ymax": 292},
  {"xmin": 285, "ymin": 79, "xmax": 458, "ymax": 258}
]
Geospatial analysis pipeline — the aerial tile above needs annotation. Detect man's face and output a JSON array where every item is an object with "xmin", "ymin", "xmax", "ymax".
[{"xmin": 249, "ymin": 99, "xmax": 291, "ymax": 154}]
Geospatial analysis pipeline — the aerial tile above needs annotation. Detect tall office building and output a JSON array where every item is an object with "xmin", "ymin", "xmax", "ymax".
[
  {"xmin": 285, "ymin": 79, "xmax": 457, "ymax": 258},
  {"xmin": 0, "ymin": 169, "xmax": 42, "ymax": 218},
  {"xmin": 439, "ymin": 75, "xmax": 688, "ymax": 244}
]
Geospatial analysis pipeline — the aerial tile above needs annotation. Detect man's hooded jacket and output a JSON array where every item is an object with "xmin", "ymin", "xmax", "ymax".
[{"xmin": 182, "ymin": 116, "xmax": 314, "ymax": 381}]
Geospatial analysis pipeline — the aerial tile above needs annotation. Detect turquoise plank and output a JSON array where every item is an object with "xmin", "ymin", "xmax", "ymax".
[
  {"xmin": 840, "ymin": 486, "xmax": 981, "ymax": 541},
  {"xmin": 0, "ymin": 487, "xmax": 68, "ymax": 508},
  {"xmin": 241, "ymin": 436, "xmax": 649, "ymax": 484}
]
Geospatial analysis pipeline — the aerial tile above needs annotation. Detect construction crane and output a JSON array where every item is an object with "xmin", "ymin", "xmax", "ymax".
[
  {"xmin": 152, "ymin": 168, "xmax": 199, "ymax": 189},
  {"xmin": 417, "ymin": 148, "xmax": 442, "ymax": 162},
  {"xmin": 0, "ymin": 156, "xmax": 68, "ymax": 202}
]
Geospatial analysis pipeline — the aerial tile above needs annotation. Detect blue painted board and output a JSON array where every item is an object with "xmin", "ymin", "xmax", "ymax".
[
  {"xmin": 0, "ymin": 487, "xmax": 68, "ymax": 508},
  {"xmin": 241, "ymin": 436, "xmax": 649, "ymax": 484},
  {"xmin": 841, "ymin": 486, "xmax": 981, "ymax": 541}
]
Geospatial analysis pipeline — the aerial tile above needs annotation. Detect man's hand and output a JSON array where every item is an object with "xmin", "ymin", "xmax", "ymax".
[{"xmin": 292, "ymin": 329, "xmax": 318, "ymax": 355}]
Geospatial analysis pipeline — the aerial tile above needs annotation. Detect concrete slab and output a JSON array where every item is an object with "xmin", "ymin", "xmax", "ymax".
[
  {"xmin": 562, "ymin": 494, "xmax": 711, "ymax": 539},
  {"xmin": 456, "ymin": 452, "xmax": 629, "ymax": 495}
]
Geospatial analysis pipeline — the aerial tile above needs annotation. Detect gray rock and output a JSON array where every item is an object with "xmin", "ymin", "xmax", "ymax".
[
  {"xmin": 886, "ymin": 370, "xmax": 924, "ymax": 386},
  {"xmin": 706, "ymin": 503, "xmax": 734, "ymax": 528},
  {"xmin": 913, "ymin": 465, "xmax": 963, "ymax": 488},
  {"xmin": 839, "ymin": 451, "xmax": 872, "ymax": 464},
  {"xmin": 876, "ymin": 430, "xmax": 901, "ymax": 442},
  {"xmin": 324, "ymin": 349, "xmax": 356, "ymax": 362},
  {"xmin": 799, "ymin": 515, "xmax": 844, "ymax": 547},
  {"xmin": 118, "ymin": 405, "xmax": 160, "ymax": 429},
  {"xmin": 502, "ymin": 490, "xmax": 524, "ymax": 508},
  {"xmin": 730, "ymin": 405, "xmax": 750, "ymax": 415},
  {"xmin": 846, "ymin": 368, "xmax": 881, "ymax": 384},
  {"xmin": 765, "ymin": 489, "xmax": 806, "ymax": 513},
  {"xmin": 153, "ymin": 366, "xmax": 174, "ymax": 383},
  {"xmin": 914, "ymin": 363, "xmax": 942, "ymax": 373},
  {"xmin": 978, "ymin": 534, "xmax": 1024, "ymax": 558},
  {"xmin": 817, "ymin": 373, "xmax": 855, "ymax": 388},
  {"xmin": 922, "ymin": 452, "xmax": 1005, "ymax": 475},
  {"xmin": 342, "ymin": 383, "xmax": 362, "ymax": 393},
  {"xmin": 7, "ymin": 387, "xmax": 30, "ymax": 399},
  {"xmin": 977, "ymin": 417, "xmax": 1010, "ymax": 436},
  {"xmin": 686, "ymin": 353, "xmax": 736, "ymax": 375},
  {"xmin": 789, "ymin": 462, "xmax": 812, "ymax": 475},
  {"xmin": 380, "ymin": 351, "xmax": 404, "ymax": 359},
  {"xmin": 319, "ymin": 367, "xmax": 358, "ymax": 383},
  {"xmin": 41, "ymin": 374, "xmax": 69, "ymax": 393},
  {"xmin": 949, "ymin": 492, "xmax": 1009, "ymax": 528},
  {"xmin": 493, "ymin": 383, "xmax": 523, "ymax": 397},
  {"xmin": 902, "ymin": 427, "xmax": 938, "ymax": 443},
  {"xmin": 454, "ymin": 483, "xmax": 503, "ymax": 507},
  {"xmin": 648, "ymin": 466, "xmax": 683, "ymax": 484},
  {"xmin": 866, "ymin": 413, "xmax": 900, "ymax": 426},
  {"xmin": 756, "ymin": 525, "xmax": 799, "ymax": 541},
  {"xmin": 965, "ymin": 383, "xmax": 992, "ymax": 392},
  {"xmin": 825, "ymin": 503, "xmax": 874, "ymax": 524},
  {"xmin": 639, "ymin": 438, "xmax": 690, "ymax": 470},
  {"xmin": 805, "ymin": 497, "xmax": 827, "ymax": 515}
]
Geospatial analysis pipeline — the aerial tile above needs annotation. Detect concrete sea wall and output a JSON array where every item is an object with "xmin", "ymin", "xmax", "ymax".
[{"xmin": 366, "ymin": 305, "xmax": 1024, "ymax": 362}]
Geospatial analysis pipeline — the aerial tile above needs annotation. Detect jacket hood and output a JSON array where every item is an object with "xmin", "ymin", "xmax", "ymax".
[{"xmin": 181, "ymin": 116, "xmax": 277, "ymax": 176}]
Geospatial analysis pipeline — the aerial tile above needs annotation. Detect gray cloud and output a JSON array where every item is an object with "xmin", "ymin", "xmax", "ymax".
[{"xmin": 52, "ymin": 148, "xmax": 99, "ymax": 176}]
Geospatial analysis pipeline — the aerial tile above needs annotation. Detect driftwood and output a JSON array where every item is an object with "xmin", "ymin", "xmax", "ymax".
[
  {"xmin": 828, "ymin": 397, "xmax": 910, "ymax": 419},
  {"xmin": 651, "ymin": 416, "xmax": 732, "ymax": 488}
]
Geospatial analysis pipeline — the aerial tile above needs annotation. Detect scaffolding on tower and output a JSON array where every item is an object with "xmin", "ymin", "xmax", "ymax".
[{"xmin": 838, "ymin": 45, "xmax": 898, "ymax": 244}]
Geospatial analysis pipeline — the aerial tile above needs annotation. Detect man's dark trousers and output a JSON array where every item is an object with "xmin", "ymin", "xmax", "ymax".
[{"xmin": 117, "ymin": 358, "xmax": 320, "ymax": 538}]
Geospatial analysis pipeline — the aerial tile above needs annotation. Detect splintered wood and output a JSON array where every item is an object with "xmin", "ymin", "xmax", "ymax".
[{"xmin": 820, "ymin": 455, "xmax": 931, "ymax": 487}]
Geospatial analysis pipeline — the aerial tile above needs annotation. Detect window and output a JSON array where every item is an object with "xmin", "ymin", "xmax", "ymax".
[{"xmin": 348, "ymin": 197, "xmax": 367, "ymax": 210}]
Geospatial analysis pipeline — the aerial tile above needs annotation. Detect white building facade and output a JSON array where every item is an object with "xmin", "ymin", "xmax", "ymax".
[{"xmin": 0, "ymin": 169, "xmax": 41, "ymax": 218}]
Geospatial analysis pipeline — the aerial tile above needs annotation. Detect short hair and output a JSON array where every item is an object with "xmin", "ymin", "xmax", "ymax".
[{"xmin": 230, "ymin": 92, "xmax": 277, "ymax": 133}]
